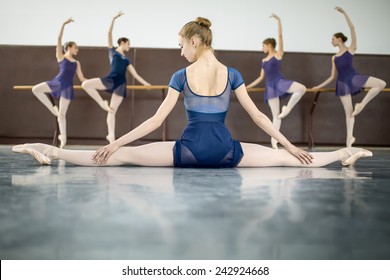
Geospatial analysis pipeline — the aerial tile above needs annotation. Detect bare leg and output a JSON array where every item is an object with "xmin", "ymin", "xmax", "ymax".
[
  {"xmin": 81, "ymin": 78, "xmax": 113, "ymax": 112},
  {"xmin": 32, "ymin": 82, "xmax": 60, "ymax": 117},
  {"xmin": 352, "ymin": 77, "xmax": 386, "ymax": 117},
  {"xmin": 278, "ymin": 82, "xmax": 306, "ymax": 119},
  {"xmin": 238, "ymin": 143, "xmax": 372, "ymax": 167},
  {"xmin": 106, "ymin": 93, "xmax": 124, "ymax": 143},
  {"xmin": 57, "ymin": 97, "xmax": 71, "ymax": 149},
  {"xmin": 268, "ymin": 98, "xmax": 281, "ymax": 149},
  {"xmin": 339, "ymin": 95, "xmax": 355, "ymax": 147}
]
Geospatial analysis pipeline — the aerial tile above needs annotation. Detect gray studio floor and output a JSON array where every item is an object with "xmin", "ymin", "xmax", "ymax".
[{"xmin": 0, "ymin": 145, "xmax": 389, "ymax": 260}]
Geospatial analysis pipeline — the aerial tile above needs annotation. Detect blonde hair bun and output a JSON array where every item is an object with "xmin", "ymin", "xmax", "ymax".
[{"xmin": 195, "ymin": 17, "xmax": 212, "ymax": 29}]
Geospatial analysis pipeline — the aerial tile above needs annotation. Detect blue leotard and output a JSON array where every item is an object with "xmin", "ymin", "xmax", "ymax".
[
  {"xmin": 169, "ymin": 67, "xmax": 245, "ymax": 168},
  {"xmin": 101, "ymin": 48, "xmax": 131, "ymax": 97},
  {"xmin": 46, "ymin": 58, "xmax": 77, "ymax": 100},
  {"xmin": 334, "ymin": 51, "xmax": 369, "ymax": 96},
  {"xmin": 262, "ymin": 56, "xmax": 293, "ymax": 102}
]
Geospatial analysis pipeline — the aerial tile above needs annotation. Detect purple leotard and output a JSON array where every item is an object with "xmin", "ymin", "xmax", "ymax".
[
  {"xmin": 334, "ymin": 51, "xmax": 369, "ymax": 96},
  {"xmin": 169, "ymin": 67, "xmax": 245, "ymax": 168},
  {"xmin": 46, "ymin": 58, "xmax": 77, "ymax": 100},
  {"xmin": 100, "ymin": 48, "xmax": 131, "ymax": 97},
  {"xmin": 262, "ymin": 56, "xmax": 293, "ymax": 102}
]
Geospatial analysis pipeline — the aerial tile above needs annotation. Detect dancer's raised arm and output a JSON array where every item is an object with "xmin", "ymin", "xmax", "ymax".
[
  {"xmin": 271, "ymin": 13, "xmax": 283, "ymax": 58},
  {"xmin": 56, "ymin": 18, "xmax": 73, "ymax": 61},
  {"xmin": 335, "ymin": 6, "xmax": 356, "ymax": 53},
  {"xmin": 108, "ymin": 11, "xmax": 124, "ymax": 48}
]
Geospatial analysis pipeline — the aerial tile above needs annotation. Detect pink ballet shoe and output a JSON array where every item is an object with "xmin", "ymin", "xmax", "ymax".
[
  {"xmin": 351, "ymin": 103, "xmax": 363, "ymax": 117},
  {"xmin": 277, "ymin": 106, "xmax": 291, "ymax": 119},
  {"xmin": 271, "ymin": 138, "xmax": 278, "ymax": 149},
  {"xmin": 100, "ymin": 100, "xmax": 114, "ymax": 113},
  {"xmin": 346, "ymin": 137, "xmax": 356, "ymax": 148},
  {"xmin": 51, "ymin": 105, "xmax": 63, "ymax": 118},
  {"xmin": 12, "ymin": 144, "xmax": 51, "ymax": 165},
  {"xmin": 58, "ymin": 135, "xmax": 67, "ymax": 149},
  {"xmin": 106, "ymin": 133, "xmax": 115, "ymax": 144},
  {"xmin": 342, "ymin": 148, "xmax": 373, "ymax": 166}
]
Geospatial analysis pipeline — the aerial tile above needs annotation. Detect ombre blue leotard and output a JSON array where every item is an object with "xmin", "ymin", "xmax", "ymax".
[
  {"xmin": 262, "ymin": 56, "xmax": 294, "ymax": 102},
  {"xmin": 46, "ymin": 58, "xmax": 77, "ymax": 100},
  {"xmin": 334, "ymin": 51, "xmax": 369, "ymax": 96},
  {"xmin": 101, "ymin": 48, "xmax": 131, "ymax": 97},
  {"xmin": 169, "ymin": 67, "xmax": 245, "ymax": 168}
]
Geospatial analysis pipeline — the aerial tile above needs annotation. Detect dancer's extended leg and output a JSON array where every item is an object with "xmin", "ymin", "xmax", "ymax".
[
  {"xmin": 238, "ymin": 143, "xmax": 372, "ymax": 167},
  {"xmin": 340, "ymin": 95, "xmax": 355, "ymax": 147},
  {"xmin": 81, "ymin": 78, "xmax": 113, "ymax": 112},
  {"xmin": 106, "ymin": 93, "xmax": 124, "ymax": 143},
  {"xmin": 268, "ymin": 98, "xmax": 281, "ymax": 149},
  {"xmin": 57, "ymin": 97, "xmax": 71, "ymax": 149},
  {"xmin": 32, "ymin": 82, "xmax": 60, "ymax": 117},
  {"xmin": 13, "ymin": 142, "xmax": 175, "ymax": 167},
  {"xmin": 278, "ymin": 82, "xmax": 306, "ymax": 119},
  {"xmin": 352, "ymin": 77, "xmax": 386, "ymax": 117}
]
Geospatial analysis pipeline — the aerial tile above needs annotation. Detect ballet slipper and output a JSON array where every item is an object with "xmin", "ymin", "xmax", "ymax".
[
  {"xmin": 346, "ymin": 136, "xmax": 356, "ymax": 148},
  {"xmin": 99, "ymin": 100, "xmax": 114, "ymax": 113},
  {"xmin": 51, "ymin": 105, "xmax": 63, "ymax": 118},
  {"xmin": 351, "ymin": 103, "xmax": 364, "ymax": 117},
  {"xmin": 106, "ymin": 133, "xmax": 115, "ymax": 144},
  {"xmin": 58, "ymin": 135, "xmax": 67, "ymax": 149},
  {"xmin": 341, "ymin": 148, "xmax": 373, "ymax": 166},
  {"xmin": 12, "ymin": 144, "xmax": 51, "ymax": 165},
  {"xmin": 271, "ymin": 138, "xmax": 278, "ymax": 149},
  {"xmin": 277, "ymin": 106, "xmax": 291, "ymax": 119}
]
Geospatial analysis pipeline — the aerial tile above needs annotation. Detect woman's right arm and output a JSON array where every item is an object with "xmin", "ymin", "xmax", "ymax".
[
  {"xmin": 108, "ymin": 11, "xmax": 124, "ymax": 48},
  {"xmin": 92, "ymin": 88, "xmax": 179, "ymax": 164},
  {"xmin": 56, "ymin": 18, "xmax": 73, "ymax": 61},
  {"xmin": 247, "ymin": 69, "xmax": 264, "ymax": 88},
  {"xmin": 312, "ymin": 57, "xmax": 337, "ymax": 90}
]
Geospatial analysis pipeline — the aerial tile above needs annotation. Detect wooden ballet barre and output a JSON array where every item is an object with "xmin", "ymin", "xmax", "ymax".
[
  {"xmin": 13, "ymin": 85, "xmax": 169, "ymax": 90},
  {"xmin": 13, "ymin": 84, "xmax": 170, "ymax": 146}
]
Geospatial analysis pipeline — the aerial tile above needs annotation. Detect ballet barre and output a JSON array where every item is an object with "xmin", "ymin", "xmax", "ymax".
[
  {"xmin": 13, "ymin": 86, "xmax": 390, "ymax": 149},
  {"xmin": 13, "ymin": 85, "xmax": 169, "ymax": 146}
]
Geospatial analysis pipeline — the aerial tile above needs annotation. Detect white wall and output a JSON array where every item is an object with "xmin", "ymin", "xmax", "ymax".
[{"xmin": 0, "ymin": 0, "xmax": 389, "ymax": 54}]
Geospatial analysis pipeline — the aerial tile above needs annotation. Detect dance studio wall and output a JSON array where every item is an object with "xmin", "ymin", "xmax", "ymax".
[
  {"xmin": 0, "ymin": 45, "xmax": 389, "ymax": 146},
  {"xmin": 0, "ymin": 0, "xmax": 390, "ymax": 54}
]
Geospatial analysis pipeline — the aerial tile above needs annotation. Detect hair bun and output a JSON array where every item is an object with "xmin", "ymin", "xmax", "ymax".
[{"xmin": 195, "ymin": 17, "xmax": 212, "ymax": 29}]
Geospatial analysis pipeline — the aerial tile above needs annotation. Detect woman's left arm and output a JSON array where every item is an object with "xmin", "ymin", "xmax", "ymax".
[
  {"xmin": 128, "ymin": 64, "xmax": 151, "ymax": 86},
  {"xmin": 75, "ymin": 61, "xmax": 87, "ymax": 82},
  {"xmin": 235, "ymin": 84, "xmax": 313, "ymax": 164}
]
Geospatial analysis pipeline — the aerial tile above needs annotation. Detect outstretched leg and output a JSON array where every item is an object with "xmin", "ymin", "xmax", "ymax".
[
  {"xmin": 13, "ymin": 142, "xmax": 175, "ymax": 167},
  {"xmin": 106, "ymin": 93, "xmax": 124, "ymax": 144},
  {"xmin": 278, "ymin": 82, "xmax": 306, "ymax": 119},
  {"xmin": 339, "ymin": 95, "xmax": 355, "ymax": 147},
  {"xmin": 32, "ymin": 82, "xmax": 60, "ymax": 117},
  {"xmin": 238, "ymin": 143, "xmax": 372, "ymax": 167},
  {"xmin": 81, "ymin": 78, "xmax": 113, "ymax": 112},
  {"xmin": 352, "ymin": 77, "xmax": 386, "ymax": 117},
  {"xmin": 57, "ymin": 97, "xmax": 71, "ymax": 149},
  {"xmin": 268, "ymin": 98, "xmax": 281, "ymax": 149}
]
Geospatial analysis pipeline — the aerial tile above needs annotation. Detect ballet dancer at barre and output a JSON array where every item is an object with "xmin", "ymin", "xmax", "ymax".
[
  {"xmin": 82, "ymin": 11, "xmax": 151, "ymax": 144},
  {"xmin": 31, "ymin": 18, "xmax": 87, "ymax": 148},
  {"xmin": 247, "ymin": 13, "xmax": 306, "ymax": 149},
  {"xmin": 312, "ymin": 7, "xmax": 386, "ymax": 147}
]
